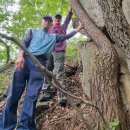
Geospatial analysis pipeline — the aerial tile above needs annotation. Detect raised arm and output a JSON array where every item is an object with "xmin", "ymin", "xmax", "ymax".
[
  {"xmin": 63, "ymin": 8, "xmax": 73, "ymax": 31},
  {"xmin": 56, "ymin": 31, "xmax": 77, "ymax": 43},
  {"xmin": 56, "ymin": 22, "xmax": 83, "ymax": 43}
]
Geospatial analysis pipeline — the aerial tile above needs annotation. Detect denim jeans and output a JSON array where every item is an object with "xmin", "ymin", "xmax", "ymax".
[
  {"xmin": 0, "ymin": 54, "xmax": 46, "ymax": 130},
  {"xmin": 43, "ymin": 51, "xmax": 66, "ymax": 90}
]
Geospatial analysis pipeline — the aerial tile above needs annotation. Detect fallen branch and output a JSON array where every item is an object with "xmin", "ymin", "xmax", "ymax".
[{"xmin": 0, "ymin": 32, "xmax": 110, "ymax": 130}]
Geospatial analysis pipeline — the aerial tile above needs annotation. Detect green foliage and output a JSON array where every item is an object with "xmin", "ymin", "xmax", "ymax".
[
  {"xmin": 1, "ymin": 0, "xmax": 69, "ymax": 39},
  {"xmin": 0, "ymin": 73, "xmax": 10, "ymax": 92},
  {"xmin": 0, "ymin": 73, "xmax": 5, "ymax": 91},
  {"xmin": 66, "ymin": 39, "xmax": 78, "ymax": 62},
  {"xmin": 0, "ymin": 39, "xmax": 17, "ymax": 66},
  {"xmin": 0, "ymin": 0, "xmax": 16, "ymax": 29},
  {"xmin": 0, "ymin": 0, "xmax": 70, "ymax": 63},
  {"xmin": 0, "ymin": 44, "xmax": 7, "ymax": 65},
  {"xmin": 108, "ymin": 119, "xmax": 119, "ymax": 130}
]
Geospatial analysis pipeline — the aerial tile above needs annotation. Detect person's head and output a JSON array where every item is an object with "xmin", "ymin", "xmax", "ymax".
[
  {"xmin": 41, "ymin": 15, "xmax": 53, "ymax": 29},
  {"xmin": 53, "ymin": 14, "xmax": 62, "ymax": 24}
]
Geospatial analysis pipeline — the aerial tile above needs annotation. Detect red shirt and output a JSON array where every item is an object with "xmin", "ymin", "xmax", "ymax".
[{"xmin": 49, "ymin": 11, "xmax": 72, "ymax": 51}]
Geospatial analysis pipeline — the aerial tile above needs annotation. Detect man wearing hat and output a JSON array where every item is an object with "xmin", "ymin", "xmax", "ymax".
[
  {"xmin": 41, "ymin": 8, "xmax": 73, "ymax": 106},
  {"xmin": 0, "ymin": 15, "xmax": 82, "ymax": 130}
]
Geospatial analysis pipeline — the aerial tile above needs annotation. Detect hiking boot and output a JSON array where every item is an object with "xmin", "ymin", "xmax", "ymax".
[
  {"xmin": 57, "ymin": 92, "xmax": 67, "ymax": 107},
  {"xmin": 39, "ymin": 91, "xmax": 52, "ymax": 102},
  {"xmin": 40, "ymin": 88, "xmax": 56, "ymax": 102},
  {"xmin": 58, "ymin": 98, "xmax": 67, "ymax": 107}
]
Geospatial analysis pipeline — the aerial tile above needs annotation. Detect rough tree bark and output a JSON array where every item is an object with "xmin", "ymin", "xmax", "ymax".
[
  {"xmin": 97, "ymin": 0, "xmax": 130, "ymax": 69},
  {"xmin": 69, "ymin": 0, "xmax": 129, "ymax": 129}
]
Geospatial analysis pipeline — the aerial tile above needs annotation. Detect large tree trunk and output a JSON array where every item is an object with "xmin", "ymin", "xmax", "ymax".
[
  {"xmin": 78, "ymin": 41, "xmax": 129, "ymax": 130},
  {"xmin": 69, "ymin": 0, "xmax": 129, "ymax": 129}
]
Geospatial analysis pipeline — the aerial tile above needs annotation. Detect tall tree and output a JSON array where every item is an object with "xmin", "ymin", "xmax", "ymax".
[{"xmin": 69, "ymin": 0, "xmax": 130, "ymax": 129}]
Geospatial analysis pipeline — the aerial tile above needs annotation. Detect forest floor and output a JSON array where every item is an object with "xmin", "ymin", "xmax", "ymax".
[
  {"xmin": 0, "ymin": 62, "xmax": 91, "ymax": 130},
  {"xmin": 36, "ymin": 64, "xmax": 92, "ymax": 130}
]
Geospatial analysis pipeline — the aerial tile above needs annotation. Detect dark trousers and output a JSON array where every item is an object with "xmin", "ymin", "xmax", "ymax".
[
  {"xmin": 43, "ymin": 51, "xmax": 66, "ymax": 90},
  {"xmin": 0, "ymin": 55, "xmax": 46, "ymax": 130}
]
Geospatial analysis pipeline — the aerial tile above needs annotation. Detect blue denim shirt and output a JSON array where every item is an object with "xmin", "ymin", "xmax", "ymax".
[{"xmin": 21, "ymin": 28, "xmax": 77, "ymax": 58}]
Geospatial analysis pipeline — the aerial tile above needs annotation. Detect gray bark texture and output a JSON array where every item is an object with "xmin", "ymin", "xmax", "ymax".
[
  {"xmin": 77, "ymin": 42, "xmax": 130, "ymax": 130},
  {"xmin": 69, "ymin": 0, "xmax": 130, "ymax": 129},
  {"xmin": 79, "ymin": 0, "xmax": 130, "ymax": 68}
]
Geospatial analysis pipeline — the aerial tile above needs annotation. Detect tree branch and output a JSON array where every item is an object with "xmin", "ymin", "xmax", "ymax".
[{"xmin": 68, "ymin": 0, "xmax": 117, "ymax": 56}]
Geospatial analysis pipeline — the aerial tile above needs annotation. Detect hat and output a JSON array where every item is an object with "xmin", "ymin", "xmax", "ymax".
[
  {"xmin": 55, "ymin": 14, "xmax": 62, "ymax": 19},
  {"xmin": 42, "ymin": 15, "xmax": 53, "ymax": 22}
]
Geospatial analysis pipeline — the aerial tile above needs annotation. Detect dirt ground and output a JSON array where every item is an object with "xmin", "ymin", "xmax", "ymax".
[{"xmin": 36, "ymin": 64, "xmax": 91, "ymax": 130}]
